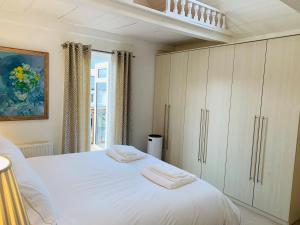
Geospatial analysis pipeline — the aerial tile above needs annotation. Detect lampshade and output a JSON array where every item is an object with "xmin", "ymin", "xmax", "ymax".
[{"xmin": 0, "ymin": 156, "xmax": 29, "ymax": 225}]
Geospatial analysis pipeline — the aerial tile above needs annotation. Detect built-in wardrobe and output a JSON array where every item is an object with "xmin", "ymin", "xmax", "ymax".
[{"xmin": 152, "ymin": 35, "xmax": 300, "ymax": 224}]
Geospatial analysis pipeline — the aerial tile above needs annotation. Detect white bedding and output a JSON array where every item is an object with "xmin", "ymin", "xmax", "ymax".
[{"xmin": 27, "ymin": 151, "xmax": 240, "ymax": 225}]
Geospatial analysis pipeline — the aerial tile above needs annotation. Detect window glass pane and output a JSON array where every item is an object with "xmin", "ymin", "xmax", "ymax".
[
  {"xmin": 90, "ymin": 76, "xmax": 95, "ymax": 91},
  {"xmin": 98, "ymin": 68, "xmax": 107, "ymax": 78},
  {"xmin": 96, "ymin": 83, "xmax": 107, "ymax": 108},
  {"xmin": 90, "ymin": 52, "xmax": 111, "ymax": 150}
]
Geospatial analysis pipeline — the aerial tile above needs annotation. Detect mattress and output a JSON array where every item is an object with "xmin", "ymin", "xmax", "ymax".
[{"xmin": 28, "ymin": 151, "xmax": 240, "ymax": 225}]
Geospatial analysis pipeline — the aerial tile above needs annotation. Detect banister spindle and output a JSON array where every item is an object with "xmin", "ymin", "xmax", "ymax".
[
  {"xmin": 222, "ymin": 15, "xmax": 226, "ymax": 29},
  {"xmin": 166, "ymin": 0, "xmax": 171, "ymax": 13},
  {"xmin": 187, "ymin": 1, "xmax": 193, "ymax": 18},
  {"xmin": 180, "ymin": 0, "xmax": 186, "ymax": 16},
  {"xmin": 206, "ymin": 9, "xmax": 211, "ymax": 24},
  {"xmin": 199, "ymin": 7, "xmax": 205, "ymax": 23},
  {"xmin": 211, "ymin": 11, "xmax": 217, "ymax": 26},
  {"xmin": 173, "ymin": 0, "xmax": 179, "ymax": 14},
  {"xmin": 216, "ymin": 13, "xmax": 222, "ymax": 28},
  {"xmin": 194, "ymin": 4, "xmax": 199, "ymax": 21}
]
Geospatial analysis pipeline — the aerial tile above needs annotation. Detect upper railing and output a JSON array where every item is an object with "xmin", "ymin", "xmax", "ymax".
[{"xmin": 165, "ymin": 0, "xmax": 226, "ymax": 31}]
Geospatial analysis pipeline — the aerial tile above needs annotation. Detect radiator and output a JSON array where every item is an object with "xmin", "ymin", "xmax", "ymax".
[{"xmin": 18, "ymin": 142, "xmax": 54, "ymax": 158}]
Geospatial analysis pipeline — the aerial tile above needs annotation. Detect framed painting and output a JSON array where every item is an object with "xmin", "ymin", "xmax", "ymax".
[{"xmin": 0, "ymin": 46, "xmax": 49, "ymax": 121}]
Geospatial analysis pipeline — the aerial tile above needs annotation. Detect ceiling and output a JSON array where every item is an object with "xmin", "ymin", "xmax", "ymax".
[
  {"xmin": 201, "ymin": 0, "xmax": 300, "ymax": 39},
  {"xmin": 0, "ymin": 0, "xmax": 193, "ymax": 44},
  {"xmin": 0, "ymin": 0, "xmax": 300, "ymax": 44}
]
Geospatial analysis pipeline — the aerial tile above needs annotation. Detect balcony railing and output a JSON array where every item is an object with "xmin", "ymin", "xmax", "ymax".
[
  {"xmin": 165, "ymin": 0, "xmax": 226, "ymax": 31},
  {"xmin": 165, "ymin": 0, "xmax": 226, "ymax": 32}
]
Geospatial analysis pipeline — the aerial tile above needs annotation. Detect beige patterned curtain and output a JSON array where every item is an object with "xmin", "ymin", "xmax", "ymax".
[
  {"xmin": 110, "ymin": 51, "xmax": 132, "ymax": 145},
  {"xmin": 62, "ymin": 42, "xmax": 91, "ymax": 153}
]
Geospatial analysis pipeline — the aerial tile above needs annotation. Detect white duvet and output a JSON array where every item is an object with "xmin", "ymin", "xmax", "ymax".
[{"xmin": 28, "ymin": 151, "xmax": 240, "ymax": 225}]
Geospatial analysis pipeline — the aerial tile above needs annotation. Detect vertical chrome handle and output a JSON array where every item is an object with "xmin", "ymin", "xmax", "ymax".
[
  {"xmin": 203, "ymin": 109, "xmax": 209, "ymax": 164},
  {"xmin": 163, "ymin": 104, "xmax": 167, "ymax": 150},
  {"xmin": 165, "ymin": 104, "xmax": 171, "ymax": 151},
  {"xmin": 250, "ymin": 116, "xmax": 260, "ymax": 181},
  {"xmin": 198, "ymin": 109, "xmax": 204, "ymax": 162},
  {"xmin": 257, "ymin": 116, "xmax": 267, "ymax": 184}
]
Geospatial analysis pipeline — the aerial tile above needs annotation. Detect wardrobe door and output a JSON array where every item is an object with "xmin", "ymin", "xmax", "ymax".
[
  {"xmin": 201, "ymin": 45, "xmax": 234, "ymax": 191},
  {"xmin": 166, "ymin": 52, "xmax": 188, "ymax": 167},
  {"xmin": 225, "ymin": 41, "xmax": 267, "ymax": 205},
  {"xmin": 253, "ymin": 36, "xmax": 300, "ymax": 221},
  {"xmin": 153, "ymin": 54, "xmax": 171, "ymax": 158},
  {"xmin": 182, "ymin": 49, "xmax": 209, "ymax": 176}
]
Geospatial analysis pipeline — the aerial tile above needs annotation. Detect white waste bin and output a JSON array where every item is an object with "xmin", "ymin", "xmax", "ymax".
[{"xmin": 147, "ymin": 134, "xmax": 163, "ymax": 159}]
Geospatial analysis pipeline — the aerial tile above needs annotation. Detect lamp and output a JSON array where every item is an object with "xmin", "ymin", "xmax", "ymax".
[{"xmin": 0, "ymin": 156, "xmax": 29, "ymax": 225}]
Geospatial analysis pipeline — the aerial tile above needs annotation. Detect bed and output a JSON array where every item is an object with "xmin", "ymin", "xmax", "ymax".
[{"xmin": 27, "ymin": 150, "xmax": 240, "ymax": 225}]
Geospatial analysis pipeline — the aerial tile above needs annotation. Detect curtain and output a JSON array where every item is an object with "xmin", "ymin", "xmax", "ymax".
[
  {"xmin": 62, "ymin": 42, "xmax": 91, "ymax": 153},
  {"xmin": 108, "ymin": 51, "xmax": 132, "ymax": 145}
]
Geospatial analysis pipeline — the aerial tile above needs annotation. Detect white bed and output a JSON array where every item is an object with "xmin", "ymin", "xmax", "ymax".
[{"xmin": 27, "ymin": 150, "xmax": 240, "ymax": 225}]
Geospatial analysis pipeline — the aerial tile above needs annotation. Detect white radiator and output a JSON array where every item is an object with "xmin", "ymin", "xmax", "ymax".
[{"xmin": 18, "ymin": 142, "xmax": 54, "ymax": 158}]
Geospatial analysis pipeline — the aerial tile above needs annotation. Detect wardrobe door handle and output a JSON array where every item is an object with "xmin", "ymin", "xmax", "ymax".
[
  {"xmin": 166, "ymin": 105, "xmax": 171, "ymax": 151},
  {"xmin": 203, "ymin": 109, "xmax": 209, "ymax": 164},
  {"xmin": 200, "ymin": 109, "xmax": 205, "ymax": 163},
  {"xmin": 163, "ymin": 104, "xmax": 167, "ymax": 150},
  {"xmin": 257, "ymin": 116, "xmax": 267, "ymax": 184},
  {"xmin": 249, "ymin": 116, "xmax": 260, "ymax": 181},
  {"xmin": 198, "ymin": 109, "xmax": 204, "ymax": 162}
]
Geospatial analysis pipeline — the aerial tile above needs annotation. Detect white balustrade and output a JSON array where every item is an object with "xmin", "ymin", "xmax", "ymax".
[
  {"xmin": 180, "ymin": 0, "xmax": 186, "ymax": 16},
  {"xmin": 173, "ymin": 0, "xmax": 179, "ymax": 14},
  {"xmin": 205, "ymin": 9, "xmax": 211, "ymax": 24},
  {"xmin": 222, "ymin": 15, "xmax": 226, "ymax": 29},
  {"xmin": 211, "ymin": 11, "xmax": 217, "ymax": 26},
  {"xmin": 194, "ymin": 4, "xmax": 200, "ymax": 21},
  {"xmin": 199, "ymin": 6, "xmax": 205, "ymax": 23},
  {"xmin": 166, "ymin": 0, "xmax": 226, "ymax": 30},
  {"xmin": 187, "ymin": 2, "xmax": 193, "ymax": 18},
  {"xmin": 216, "ymin": 12, "xmax": 222, "ymax": 27}
]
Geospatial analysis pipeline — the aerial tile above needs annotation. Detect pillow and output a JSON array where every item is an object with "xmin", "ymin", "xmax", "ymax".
[{"xmin": 0, "ymin": 135, "xmax": 58, "ymax": 225}]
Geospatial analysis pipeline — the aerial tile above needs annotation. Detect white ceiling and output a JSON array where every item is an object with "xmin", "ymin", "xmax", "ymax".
[
  {"xmin": 0, "ymin": 0, "xmax": 300, "ymax": 43},
  {"xmin": 0, "ymin": 0, "xmax": 193, "ymax": 44},
  {"xmin": 201, "ymin": 0, "xmax": 300, "ymax": 39}
]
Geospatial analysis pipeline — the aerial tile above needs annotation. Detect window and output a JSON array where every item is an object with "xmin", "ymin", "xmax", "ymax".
[
  {"xmin": 98, "ymin": 68, "xmax": 107, "ymax": 78},
  {"xmin": 90, "ymin": 52, "xmax": 112, "ymax": 150},
  {"xmin": 90, "ymin": 76, "xmax": 95, "ymax": 91}
]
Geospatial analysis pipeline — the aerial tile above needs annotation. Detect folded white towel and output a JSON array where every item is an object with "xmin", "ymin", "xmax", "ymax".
[
  {"xmin": 141, "ymin": 164, "xmax": 196, "ymax": 189},
  {"xmin": 151, "ymin": 164, "xmax": 189, "ymax": 179},
  {"xmin": 114, "ymin": 145, "xmax": 141, "ymax": 157},
  {"xmin": 106, "ymin": 145, "xmax": 146, "ymax": 163}
]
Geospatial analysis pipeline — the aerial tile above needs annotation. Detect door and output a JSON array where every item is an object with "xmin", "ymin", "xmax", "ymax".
[
  {"xmin": 202, "ymin": 45, "xmax": 234, "ymax": 191},
  {"xmin": 166, "ymin": 52, "xmax": 188, "ymax": 167},
  {"xmin": 225, "ymin": 41, "xmax": 267, "ymax": 205},
  {"xmin": 253, "ymin": 36, "xmax": 300, "ymax": 221},
  {"xmin": 152, "ymin": 54, "xmax": 171, "ymax": 160},
  {"xmin": 182, "ymin": 49, "xmax": 209, "ymax": 176}
]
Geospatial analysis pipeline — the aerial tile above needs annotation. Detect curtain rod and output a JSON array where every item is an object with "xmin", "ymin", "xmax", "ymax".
[
  {"xmin": 92, "ymin": 49, "xmax": 136, "ymax": 58},
  {"xmin": 61, "ymin": 44, "xmax": 136, "ymax": 58}
]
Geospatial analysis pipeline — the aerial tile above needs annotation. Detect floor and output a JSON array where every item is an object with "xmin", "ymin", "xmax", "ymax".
[
  {"xmin": 239, "ymin": 206, "xmax": 279, "ymax": 225},
  {"xmin": 239, "ymin": 205, "xmax": 300, "ymax": 225}
]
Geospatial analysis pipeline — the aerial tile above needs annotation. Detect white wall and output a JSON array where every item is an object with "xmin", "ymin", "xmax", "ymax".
[
  {"xmin": 129, "ymin": 44, "xmax": 157, "ymax": 151},
  {"xmin": 0, "ymin": 19, "xmax": 167, "ymax": 153}
]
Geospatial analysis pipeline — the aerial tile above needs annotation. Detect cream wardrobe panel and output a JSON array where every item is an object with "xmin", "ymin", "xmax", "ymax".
[
  {"xmin": 152, "ymin": 54, "xmax": 170, "ymax": 160},
  {"xmin": 225, "ymin": 41, "xmax": 267, "ymax": 205},
  {"xmin": 253, "ymin": 36, "xmax": 300, "ymax": 222},
  {"xmin": 182, "ymin": 49, "xmax": 209, "ymax": 176},
  {"xmin": 166, "ymin": 52, "xmax": 188, "ymax": 167},
  {"xmin": 201, "ymin": 45, "xmax": 234, "ymax": 191}
]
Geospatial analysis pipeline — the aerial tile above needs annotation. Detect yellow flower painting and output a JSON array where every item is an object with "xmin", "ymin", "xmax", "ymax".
[{"xmin": 0, "ymin": 46, "xmax": 48, "ymax": 120}]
